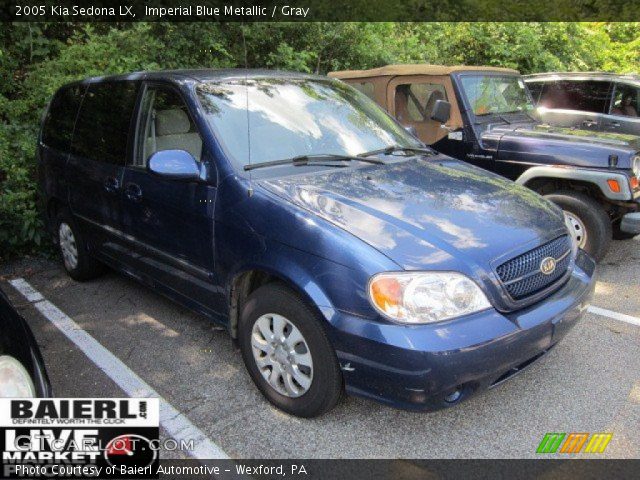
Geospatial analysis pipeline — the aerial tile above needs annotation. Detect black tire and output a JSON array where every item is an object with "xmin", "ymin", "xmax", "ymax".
[
  {"xmin": 55, "ymin": 209, "xmax": 105, "ymax": 281},
  {"xmin": 612, "ymin": 220, "xmax": 638, "ymax": 240},
  {"xmin": 238, "ymin": 283, "xmax": 342, "ymax": 417},
  {"xmin": 544, "ymin": 191, "xmax": 612, "ymax": 262}
]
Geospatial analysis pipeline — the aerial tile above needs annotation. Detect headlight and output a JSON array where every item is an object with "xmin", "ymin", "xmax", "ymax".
[
  {"xmin": 368, "ymin": 272, "xmax": 491, "ymax": 324},
  {"xmin": 633, "ymin": 155, "xmax": 640, "ymax": 178},
  {"xmin": 0, "ymin": 355, "xmax": 35, "ymax": 398}
]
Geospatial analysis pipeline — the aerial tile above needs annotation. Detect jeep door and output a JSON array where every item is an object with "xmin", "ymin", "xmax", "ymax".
[
  {"xmin": 66, "ymin": 80, "xmax": 139, "ymax": 264},
  {"xmin": 386, "ymin": 75, "xmax": 466, "ymax": 158},
  {"xmin": 603, "ymin": 81, "xmax": 640, "ymax": 135},
  {"xmin": 535, "ymin": 79, "xmax": 613, "ymax": 131},
  {"xmin": 119, "ymin": 82, "xmax": 223, "ymax": 317}
]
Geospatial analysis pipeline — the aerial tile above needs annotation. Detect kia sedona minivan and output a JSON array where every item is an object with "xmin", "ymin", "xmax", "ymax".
[{"xmin": 38, "ymin": 70, "xmax": 595, "ymax": 417}]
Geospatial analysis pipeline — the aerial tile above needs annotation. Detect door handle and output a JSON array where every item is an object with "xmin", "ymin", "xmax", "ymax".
[
  {"xmin": 606, "ymin": 122, "xmax": 621, "ymax": 128},
  {"xmin": 103, "ymin": 177, "xmax": 120, "ymax": 193},
  {"xmin": 125, "ymin": 183, "xmax": 143, "ymax": 202}
]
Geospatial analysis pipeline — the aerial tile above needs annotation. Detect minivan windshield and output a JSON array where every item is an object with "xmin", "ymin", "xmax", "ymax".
[
  {"xmin": 196, "ymin": 77, "xmax": 423, "ymax": 170},
  {"xmin": 460, "ymin": 75, "xmax": 535, "ymax": 116}
]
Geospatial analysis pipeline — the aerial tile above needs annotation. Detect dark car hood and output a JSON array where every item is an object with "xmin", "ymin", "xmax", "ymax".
[
  {"xmin": 259, "ymin": 158, "xmax": 567, "ymax": 273},
  {"xmin": 483, "ymin": 123, "xmax": 637, "ymax": 168}
]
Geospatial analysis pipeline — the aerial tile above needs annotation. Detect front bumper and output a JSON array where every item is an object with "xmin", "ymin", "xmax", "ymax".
[{"xmin": 326, "ymin": 249, "xmax": 595, "ymax": 411}]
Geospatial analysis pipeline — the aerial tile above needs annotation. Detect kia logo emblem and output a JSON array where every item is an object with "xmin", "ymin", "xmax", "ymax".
[{"xmin": 540, "ymin": 257, "xmax": 557, "ymax": 275}]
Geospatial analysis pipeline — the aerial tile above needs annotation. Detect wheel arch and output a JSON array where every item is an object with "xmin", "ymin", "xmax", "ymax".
[
  {"xmin": 227, "ymin": 265, "xmax": 334, "ymax": 340},
  {"xmin": 516, "ymin": 166, "xmax": 632, "ymax": 204}
]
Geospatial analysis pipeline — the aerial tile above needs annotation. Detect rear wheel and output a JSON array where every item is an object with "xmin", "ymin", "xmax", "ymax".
[
  {"xmin": 56, "ymin": 210, "xmax": 105, "ymax": 281},
  {"xmin": 544, "ymin": 191, "xmax": 612, "ymax": 262},
  {"xmin": 238, "ymin": 283, "xmax": 342, "ymax": 417}
]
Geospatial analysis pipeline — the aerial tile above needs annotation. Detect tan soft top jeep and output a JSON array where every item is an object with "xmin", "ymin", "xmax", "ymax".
[
  {"xmin": 329, "ymin": 64, "xmax": 518, "ymax": 145},
  {"xmin": 329, "ymin": 64, "xmax": 640, "ymax": 262}
]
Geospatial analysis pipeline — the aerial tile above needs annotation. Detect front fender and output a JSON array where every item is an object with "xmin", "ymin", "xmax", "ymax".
[
  {"xmin": 516, "ymin": 166, "xmax": 634, "ymax": 201},
  {"xmin": 224, "ymin": 237, "xmax": 381, "ymax": 324}
]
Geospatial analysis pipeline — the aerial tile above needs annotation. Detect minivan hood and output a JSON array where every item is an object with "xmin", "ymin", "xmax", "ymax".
[
  {"xmin": 483, "ymin": 123, "xmax": 637, "ymax": 168},
  {"xmin": 259, "ymin": 158, "xmax": 567, "ymax": 273}
]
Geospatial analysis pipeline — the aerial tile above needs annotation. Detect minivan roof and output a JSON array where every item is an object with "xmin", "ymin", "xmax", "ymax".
[
  {"xmin": 329, "ymin": 64, "xmax": 519, "ymax": 79},
  {"xmin": 62, "ymin": 69, "xmax": 327, "ymax": 87}
]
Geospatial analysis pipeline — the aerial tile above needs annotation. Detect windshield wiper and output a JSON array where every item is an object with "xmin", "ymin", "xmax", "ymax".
[
  {"xmin": 243, "ymin": 154, "xmax": 384, "ymax": 171},
  {"xmin": 357, "ymin": 145, "xmax": 434, "ymax": 158}
]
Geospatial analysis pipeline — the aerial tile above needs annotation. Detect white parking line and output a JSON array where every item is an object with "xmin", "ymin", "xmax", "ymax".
[
  {"xmin": 588, "ymin": 305, "xmax": 640, "ymax": 327},
  {"xmin": 9, "ymin": 278, "xmax": 231, "ymax": 460}
]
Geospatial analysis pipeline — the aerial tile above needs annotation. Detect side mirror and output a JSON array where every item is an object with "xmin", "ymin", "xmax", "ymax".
[
  {"xmin": 148, "ymin": 150, "xmax": 200, "ymax": 181},
  {"xmin": 430, "ymin": 100, "xmax": 451, "ymax": 124}
]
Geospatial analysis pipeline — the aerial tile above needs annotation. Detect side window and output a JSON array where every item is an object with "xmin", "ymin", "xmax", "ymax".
[
  {"xmin": 611, "ymin": 83, "xmax": 639, "ymax": 117},
  {"xmin": 539, "ymin": 80, "xmax": 611, "ymax": 114},
  {"xmin": 72, "ymin": 81, "xmax": 139, "ymax": 165},
  {"xmin": 350, "ymin": 81, "xmax": 375, "ymax": 101},
  {"xmin": 41, "ymin": 84, "xmax": 85, "ymax": 151},
  {"xmin": 395, "ymin": 83, "xmax": 447, "ymax": 123},
  {"xmin": 134, "ymin": 86, "xmax": 203, "ymax": 167},
  {"xmin": 526, "ymin": 81, "xmax": 543, "ymax": 105}
]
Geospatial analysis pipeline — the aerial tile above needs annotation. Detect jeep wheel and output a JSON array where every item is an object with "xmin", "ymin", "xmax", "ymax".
[
  {"xmin": 544, "ymin": 191, "xmax": 612, "ymax": 262},
  {"xmin": 238, "ymin": 283, "xmax": 342, "ymax": 417},
  {"xmin": 56, "ymin": 210, "xmax": 105, "ymax": 281}
]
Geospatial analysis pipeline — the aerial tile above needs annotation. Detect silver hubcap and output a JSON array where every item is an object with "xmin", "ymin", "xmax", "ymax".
[
  {"xmin": 58, "ymin": 223, "xmax": 78, "ymax": 270},
  {"xmin": 251, "ymin": 314, "xmax": 313, "ymax": 398},
  {"xmin": 564, "ymin": 211, "xmax": 587, "ymax": 248}
]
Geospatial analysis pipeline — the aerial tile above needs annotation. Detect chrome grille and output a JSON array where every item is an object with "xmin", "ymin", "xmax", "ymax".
[{"xmin": 496, "ymin": 235, "xmax": 572, "ymax": 300}]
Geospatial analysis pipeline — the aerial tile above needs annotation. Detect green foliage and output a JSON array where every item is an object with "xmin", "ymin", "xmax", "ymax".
[{"xmin": 0, "ymin": 21, "xmax": 639, "ymax": 258}]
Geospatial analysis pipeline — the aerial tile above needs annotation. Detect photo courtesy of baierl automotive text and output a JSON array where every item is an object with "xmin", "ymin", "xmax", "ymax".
[{"xmin": 0, "ymin": 2, "xmax": 639, "ymax": 479}]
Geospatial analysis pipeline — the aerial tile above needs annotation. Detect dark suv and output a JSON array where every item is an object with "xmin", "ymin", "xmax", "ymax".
[
  {"xmin": 38, "ymin": 70, "xmax": 595, "ymax": 417},
  {"xmin": 525, "ymin": 72, "xmax": 640, "ymax": 136},
  {"xmin": 331, "ymin": 65, "xmax": 640, "ymax": 261}
]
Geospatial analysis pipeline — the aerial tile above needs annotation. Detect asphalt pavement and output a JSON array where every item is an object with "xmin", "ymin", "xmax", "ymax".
[{"xmin": 1, "ymin": 238, "xmax": 638, "ymax": 459}]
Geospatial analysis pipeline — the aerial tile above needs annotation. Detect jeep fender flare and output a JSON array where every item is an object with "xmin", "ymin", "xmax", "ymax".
[{"xmin": 515, "ymin": 166, "xmax": 633, "ymax": 201}]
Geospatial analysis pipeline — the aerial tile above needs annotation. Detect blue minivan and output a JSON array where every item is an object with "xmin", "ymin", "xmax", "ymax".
[{"xmin": 38, "ymin": 70, "xmax": 595, "ymax": 417}]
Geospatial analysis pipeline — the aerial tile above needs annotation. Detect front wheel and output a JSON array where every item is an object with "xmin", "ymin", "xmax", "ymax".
[
  {"xmin": 238, "ymin": 283, "xmax": 342, "ymax": 417},
  {"xmin": 544, "ymin": 191, "xmax": 612, "ymax": 262}
]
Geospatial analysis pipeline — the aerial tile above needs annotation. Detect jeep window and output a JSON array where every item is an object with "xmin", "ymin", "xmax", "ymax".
[
  {"xmin": 611, "ymin": 83, "xmax": 640, "ymax": 117},
  {"xmin": 196, "ymin": 78, "xmax": 421, "ymax": 169},
  {"xmin": 460, "ymin": 75, "xmax": 533, "ymax": 116},
  {"xmin": 538, "ymin": 80, "xmax": 612, "ymax": 114},
  {"xmin": 395, "ymin": 83, "xmax": 447, "ymax": 123},
  {"xmin": 134, "ymin": 86, "xmax": 203, "ymax": 167},
  {"xmin": 72, "ymin": 81, "xmax": 139, "ymax": 165},
  {"xmin": 41, "ymin": 84, "xmax": 85, "ymax": 152},
  {"xmin": 350, "ymin": 81, "xmax": 375, "ymax": 101}
]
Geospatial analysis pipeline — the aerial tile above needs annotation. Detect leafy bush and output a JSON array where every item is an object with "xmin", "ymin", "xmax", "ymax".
[{"xmin": 1, "ymin": 21, "xmax": 639, "ymax": 259}]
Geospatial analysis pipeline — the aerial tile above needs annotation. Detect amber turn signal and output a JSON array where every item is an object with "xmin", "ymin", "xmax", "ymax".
[
  {"xmin": 370, "ymin": 276, "xmax": 403, "ymax": 317},
  {"xmin": 607, "ymin": 179, "xmax": 621, "ymax": 193}
]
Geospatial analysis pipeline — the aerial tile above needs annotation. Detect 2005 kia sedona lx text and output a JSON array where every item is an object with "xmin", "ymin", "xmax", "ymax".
[{"xmin": 38, "ymin": 70, "xmax": 595, "ymax": 417}]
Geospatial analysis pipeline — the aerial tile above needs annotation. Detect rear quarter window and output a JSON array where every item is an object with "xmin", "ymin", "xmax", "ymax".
[
  {"xmin": 71, "ymin": 81, "xmax": 139, "ymax": 165},
  {"xmin": 41, "ymin": 84, "xmax": 85, "ymax": 152}
]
